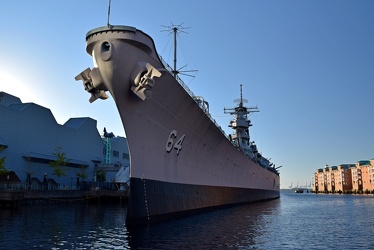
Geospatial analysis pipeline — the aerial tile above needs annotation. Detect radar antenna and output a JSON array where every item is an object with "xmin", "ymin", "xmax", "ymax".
[
  {"xmin": 233, "ymin": 84, "xmax": 248, "ymax": 107},
  {"xmin": 161, "ymin": 23, "xmax": 198, "ymax": 79},
  {"xmin": 224, "ymin": 84, "xmax": 259, "ymax": 115}
]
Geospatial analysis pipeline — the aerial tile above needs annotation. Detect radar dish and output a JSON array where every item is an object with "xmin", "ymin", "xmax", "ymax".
[{"xmin": 234, "ymin": 98, "xmax": 248, "ymax": 103}]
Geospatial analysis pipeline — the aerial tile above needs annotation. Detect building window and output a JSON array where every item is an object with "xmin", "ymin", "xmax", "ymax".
[
  {"xmin": 113, "ymin": 150, "xmax": 119, "ymax": 157},
  {"xmin": 123, "ymin": 153, "xmax": 129, "ymax": 160}
]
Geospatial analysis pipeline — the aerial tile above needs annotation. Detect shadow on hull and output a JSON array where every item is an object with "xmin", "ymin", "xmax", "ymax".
[{"xmin": 126, "ymin": 177, "xmax": 280, "ymax": 226}]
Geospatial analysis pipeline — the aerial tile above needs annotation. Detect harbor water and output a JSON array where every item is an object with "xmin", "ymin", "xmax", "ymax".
[{"xmin": 1, "ymin": 190, "xmax": 373, "ymax": 249}]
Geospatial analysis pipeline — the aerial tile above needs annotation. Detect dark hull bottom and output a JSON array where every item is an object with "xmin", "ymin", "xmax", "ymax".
[{"xmin": 126, "ymin": 177, "xmax": 280, "ymax": 226}]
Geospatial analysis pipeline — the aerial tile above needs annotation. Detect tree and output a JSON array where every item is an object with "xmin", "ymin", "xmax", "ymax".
[
  {"xmin": 49, "ymin": 147, "xmax": 70, "ymax": 186},
  {"xmin": 77, "ymin": 165, "xmax": 87, "ymax": 181},
  {"xmin": 96, "ymin": 169, "xmax": 106, "ymax": 183},
  {"xmin": 0, "ymin": 146, "xmax": 9, "ymax": 175},
  {"xmin": 76, "ymin": 165, "xmax": 87, "ymax": 189}
]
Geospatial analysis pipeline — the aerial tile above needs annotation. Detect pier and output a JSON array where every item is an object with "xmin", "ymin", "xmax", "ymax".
[{"xmin": 0, "ymin": 189, "xmax": 128, "ymax": 207}]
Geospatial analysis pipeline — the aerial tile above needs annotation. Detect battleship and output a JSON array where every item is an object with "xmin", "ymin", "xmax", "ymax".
[{"xmin": 76, "ymin": 24, "xmax": 280, "ymax": 226}]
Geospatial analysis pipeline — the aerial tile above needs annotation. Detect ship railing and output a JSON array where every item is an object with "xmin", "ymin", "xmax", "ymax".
[
  {"xmin": 159, "ymin": 55, "xmax": 228, "ymax": 138},
  {"xmin": 159, "ymin": 57, "xmax": 278, "ymax": 175},
  {"xmin": 159, "ymin": 56, "xmax": 196, "ymax": 99}
]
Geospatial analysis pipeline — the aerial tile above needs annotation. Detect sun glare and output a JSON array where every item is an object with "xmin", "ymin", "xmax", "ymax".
[{"xmin": 0, "ymin": 69, "xmax": 34, "ymax": 103}]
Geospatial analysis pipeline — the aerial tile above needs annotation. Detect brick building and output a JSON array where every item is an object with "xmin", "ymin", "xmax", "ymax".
[{"xmin": 312, "ymin": 162, "xmax": 372, "ymax": 193}]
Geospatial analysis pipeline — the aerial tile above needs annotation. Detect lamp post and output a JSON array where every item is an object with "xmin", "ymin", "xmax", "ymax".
[
  {"xmin": 26, "ymin": 153, "xmax": 31, "ymax": 190},
  {"xmin": 76, "ymin": 176, "xmax": 80, "ymax": 190},
  {"xmin": 26, "ymin": 172, "xmax": 31, "ymax": 190},
  {"xmin": 43, "ymin": 173, "xmax": 47, "ymax": 190},
  {"xmin": 6, "ymin": 170, "xmax": 10, "ymax": 190}
]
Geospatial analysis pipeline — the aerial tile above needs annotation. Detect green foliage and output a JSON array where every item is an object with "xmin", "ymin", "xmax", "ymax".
[
  {"xmin": 77, "ymin": 165, "xmax": 87, "ymax": 181},
  {"xmin": 0, "ymin": 146, "xmax": 9, "ymax": 175},
  {"xmin": 49, "ymin": 147, "xmax": 70, "ymax": 180},
  {"xmin": 96, "ymin": 169, "xmax": 106, "ymax": 183}
]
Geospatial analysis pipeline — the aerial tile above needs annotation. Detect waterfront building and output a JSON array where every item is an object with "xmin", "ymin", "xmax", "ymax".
[
  {"xmin": 356, "ymin": 160, "xmax": 373, "ymax": 192},
  {"xmin": 312, "ymin": 173, "xmax": 317, "ymax": 192},
  {"xmin": 313, "ymin": 161, "xmax": 373, "ymax": 193},
  {"xmin": 313, "ymin": 168, "xmax": 321, "ymax": 192},
  {"xmin": 371, "ymin": 159, "xmax": 374, "ymax": 189},
  {"xmin": 351, "ymin": 164, "xmax": 362, "ymax": 191},
  {"xmin": 326, "ymin": 166, "xmax": 338, "ymax": 192},
  {"xmin": 335, "ymin": 164, "xmax": 353, "ymax": 192},
  {"xmin": 313, "ymin": 166, "xmax": 328, "ymax": 193},
  {"xmin": 0, "ymin": 91, "xmax": 129, "ymax": 189}
]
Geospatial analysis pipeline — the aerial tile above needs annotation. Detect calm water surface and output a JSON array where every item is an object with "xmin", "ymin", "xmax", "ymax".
[{"xmin": 1, "ymin": 191, "xmax": 374, "ymax": 249}]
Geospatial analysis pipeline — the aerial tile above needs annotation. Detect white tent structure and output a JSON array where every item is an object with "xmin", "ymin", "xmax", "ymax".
[{"xmin": 115, "ymin": 166, "xmax": 130, "ymax": 190}]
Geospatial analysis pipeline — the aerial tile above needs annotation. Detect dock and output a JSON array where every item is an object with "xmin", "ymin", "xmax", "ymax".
[{"xmin": 0, "ymin": 189, "xmax": 128, "ymax": 207}]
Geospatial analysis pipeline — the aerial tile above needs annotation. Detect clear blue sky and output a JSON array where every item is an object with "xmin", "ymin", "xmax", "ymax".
[{"xmin": 1, "ymin": 0, "xmax": 373, "ymax": 188}]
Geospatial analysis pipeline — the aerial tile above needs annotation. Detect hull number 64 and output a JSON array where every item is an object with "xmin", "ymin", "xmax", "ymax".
[{"xmin": 166, "ymin": 130, "xmax": 185, "ymax": 155}]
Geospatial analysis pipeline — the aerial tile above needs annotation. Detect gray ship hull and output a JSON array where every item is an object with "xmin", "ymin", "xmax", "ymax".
[{"xmin": 76, "ymin": 25, "xmax": 280, "ymax": 226}]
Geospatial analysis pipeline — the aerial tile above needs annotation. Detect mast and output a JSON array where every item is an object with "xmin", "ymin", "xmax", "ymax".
[
  {"xmin": 173, "ymin": 27, "xmax": 178, "ymax": 78},
  {"xmin": 161, "ymin": 23, "xmax": 197, "ymax": 79},
  {"xmin": 107, "ymin": 0, "xmax": 111, "ymax": 28}
]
